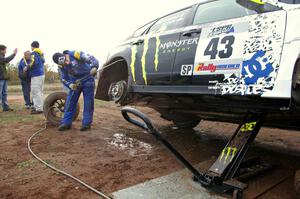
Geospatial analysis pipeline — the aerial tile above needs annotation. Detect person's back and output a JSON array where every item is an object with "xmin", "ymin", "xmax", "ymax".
[
  {"xmin": 30, "ymin": 48, "xmax": 44, "ymax": 77},
  {"xmin": 28, "ymin": 41, "xmax": 45, "ymax": 114}
]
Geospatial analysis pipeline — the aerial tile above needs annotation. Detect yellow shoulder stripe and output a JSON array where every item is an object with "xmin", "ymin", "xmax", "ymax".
[
  {"xmin": 74, "ymin": 51, "xmax": 81, "ymax": 60},
  {"xmin": 29, "ymin": 54, "xmax": 35, "ymax": 67}
]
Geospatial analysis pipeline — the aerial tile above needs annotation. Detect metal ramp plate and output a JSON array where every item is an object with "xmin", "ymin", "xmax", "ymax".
[{"xmin": 112, "ymin": 163, "xmax": 226, "ymax": 199}]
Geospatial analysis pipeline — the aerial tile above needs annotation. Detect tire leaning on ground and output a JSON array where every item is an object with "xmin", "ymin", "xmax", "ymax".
[
  {"xmin": 295, "ymin": 169, "xmax": 300, "ymax": 197},
  {"xmin": 43, "ymin": 92, "xmax": 80, "ymax": 126}
]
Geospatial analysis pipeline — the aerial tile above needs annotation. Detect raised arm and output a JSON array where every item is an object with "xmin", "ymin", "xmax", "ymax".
[{"xmin": 0, "ymin": 53, "xmax": 16, "ymax": 64}]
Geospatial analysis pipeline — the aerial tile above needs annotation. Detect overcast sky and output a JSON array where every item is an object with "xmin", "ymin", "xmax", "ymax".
[{"xmin": 1, "ymin": 0, "xmax": 201, "ymax": 70}]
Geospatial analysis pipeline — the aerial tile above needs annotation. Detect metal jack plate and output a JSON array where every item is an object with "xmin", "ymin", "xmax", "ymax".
[{"xmin": 122, "ymin": 107, "xmax": 275, "ymax": 199}]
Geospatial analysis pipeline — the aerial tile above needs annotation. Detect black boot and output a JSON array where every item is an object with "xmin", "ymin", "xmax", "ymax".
[
  {"xmin": 58, "ymin": 124, "xmax": 71, "ymax": 131},
  {"xmin": 80, "ymin": 125, "xmax": 91, "ymax": 132}
]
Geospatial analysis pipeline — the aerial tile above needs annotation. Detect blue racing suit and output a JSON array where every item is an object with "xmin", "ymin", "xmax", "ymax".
[
  {"xmin": 60, "ymin": 51, "xmax": 99, "ymax": 126},
  {"xmin": 18, "ymin": 58, "xmax": 31, "ymax": 106}
]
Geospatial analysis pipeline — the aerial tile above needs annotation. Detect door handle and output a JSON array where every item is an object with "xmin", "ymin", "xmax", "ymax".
[
  {"xmin": 132, "ymin": 39, "xmax": 144, "ymax": 45},
  {"xmin": 182, "ymin": 29, "xmax": 201, "ymax": 37}
]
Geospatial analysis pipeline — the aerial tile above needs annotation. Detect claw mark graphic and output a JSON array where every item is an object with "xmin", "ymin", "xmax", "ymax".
[
  {"xmin": 130, "ymin": 46, "xmax": 137, "ymax": 82},
  {"xmin": 220, "ymin": 147, "xmax": 238, "ymax": 164},
  {"xmin": 154, "ymin": 36, "xmax": 160, "ymax": 71},
  {"xmin": 141, "ymin": 37, "xmax": 149, "ymax": 85}
]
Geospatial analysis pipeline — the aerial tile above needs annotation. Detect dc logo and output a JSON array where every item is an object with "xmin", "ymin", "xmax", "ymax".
[{"xmin": 242, "ymin": 50, "xmax": 274, "ymax": 85}]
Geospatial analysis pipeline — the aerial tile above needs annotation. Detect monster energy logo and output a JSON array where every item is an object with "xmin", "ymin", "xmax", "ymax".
[
  {"xmin": 220, "ymin": 147, "xmax": 238, "ymax": 164},
  {"xmin": 130, "ymin": 36, "xmax": 197, "ymax": 84},
  {"xmin": 159, "ymin": 38, "xmax": 198, "ymax": 50}
]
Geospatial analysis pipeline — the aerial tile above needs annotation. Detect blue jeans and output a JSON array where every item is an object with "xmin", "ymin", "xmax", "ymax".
[
  {"xmin": 21, "ymin": 79, "xmax": 31, "ymax": 106},
  {"xmin": 0, "ymin": 80, "xmax": 10, "ymax": 110},
  {"xmin": 62, "ymin": 77, "xmax": 95, "ymax": 126}
]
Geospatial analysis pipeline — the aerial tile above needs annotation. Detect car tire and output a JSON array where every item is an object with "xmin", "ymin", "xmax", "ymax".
[
  {"xmin": 108, "ymin": 80, "xmax": 127, "ymax": 104},
  {"xmin": 292, "ymin": 60, "xmax": 300, "ymax": 107},
  {"xmin": 173, "ymin": 119, "xmax": 201, "ymax": 129},
  {"xmin": 43, "ymin": 92, "xmax": 80, "ymax": 126},
  {"xmin": 295, "ymin": 170, "xmax": 300, "ymax": 197}
]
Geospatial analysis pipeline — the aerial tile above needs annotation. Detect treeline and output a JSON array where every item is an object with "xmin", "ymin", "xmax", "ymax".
[{"xmin": 6, "ymin": 64, "xmax": 60, "ymax": 85}]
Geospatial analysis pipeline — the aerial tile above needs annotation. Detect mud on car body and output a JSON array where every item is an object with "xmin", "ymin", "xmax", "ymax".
[{"xmin": 96, "ymin": 0, "xmax": 300, "ymax": 129}]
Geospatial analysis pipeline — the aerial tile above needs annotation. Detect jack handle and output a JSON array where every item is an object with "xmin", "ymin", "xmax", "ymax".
[
  {"xmin": 121, "ymin": 107, "xmax": 154, "ymax": 132},
  {"xmin": 121, "ymin": 107, "xmax": 206, "ymax": 182}
]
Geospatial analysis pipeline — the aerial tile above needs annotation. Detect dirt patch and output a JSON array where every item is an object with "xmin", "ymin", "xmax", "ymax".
[{"xmin": 0, "ymin": 96, "xmax": 300, "ymax": 199}]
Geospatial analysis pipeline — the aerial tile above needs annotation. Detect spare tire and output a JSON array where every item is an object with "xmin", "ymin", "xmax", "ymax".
[
  {"xmin": 43, "ymin": 92, "xmax": 80, "ymax": 126},
  {"xmin": 295, "ymin": 170, "xmax": 300, "ymax": 197}
]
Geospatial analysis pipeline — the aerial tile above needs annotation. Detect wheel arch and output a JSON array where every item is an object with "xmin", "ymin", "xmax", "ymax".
[{"xmin": 95, "ymin": 56, "xmax": 131, "ymax": 101}]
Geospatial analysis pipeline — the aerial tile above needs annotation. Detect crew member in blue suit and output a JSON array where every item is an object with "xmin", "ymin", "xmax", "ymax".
[
  {"xmin": 18, "ymin": 51, "xmax": 32, "ymax": 109},
  {"xmin": 52, "ymin": 50, "xmax": 99, "ymax": 131},
  {"xmin": 26, "ymin": 41, "xmax": 45, "ymax": 114}
]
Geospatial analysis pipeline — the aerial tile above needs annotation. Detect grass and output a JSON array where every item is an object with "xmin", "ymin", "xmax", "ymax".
[
  {"xmin": 16, "ymin": 160, "xmax": 38, "ymax": 169},
  {"xmin": 0, "ymin": 104, "xmax": 41, "ymax": 124},
  {"xmin": 16, "ymin": 159, "xmax": 56, "ymax": 169},
  {"xmin": 1, "ymin": 83, "xmax": 107, "ymax": 125},
  {"xmin": 8, "ymin": 83, "xmax": 63, "ymax": 93}
]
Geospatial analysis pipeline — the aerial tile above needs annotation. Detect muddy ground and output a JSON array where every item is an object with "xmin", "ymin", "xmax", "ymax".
[{"xmin": 0, "ymin": 96, "xmax": 300, "ymax": 199}]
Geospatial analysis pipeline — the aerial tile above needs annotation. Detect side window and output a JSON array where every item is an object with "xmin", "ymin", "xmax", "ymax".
[
  {"xmin": 193, "ymin": 0, "xmax": 254, "ymax": 25},
  {"xmin": 148, "ymin": 8, "xmax": 191, "ymax": 34},
  {"xmin": 133, "ymin": 21, "xmax": 156, "ymax": 38}
]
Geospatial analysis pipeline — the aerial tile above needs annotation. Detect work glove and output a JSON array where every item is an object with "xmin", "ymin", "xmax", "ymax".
[
  {"xmin": 69, "ymin": 83, "xmax": 78, "ymax": 91},
  {"xmin": 90, "ymin": 67, "xmax": 98, "ymax": 77}
]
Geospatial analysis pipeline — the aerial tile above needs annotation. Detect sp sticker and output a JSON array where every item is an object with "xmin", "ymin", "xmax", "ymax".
[{"xmin": 181, "ymin": 65, "xmax": 193, "ymax": 76}]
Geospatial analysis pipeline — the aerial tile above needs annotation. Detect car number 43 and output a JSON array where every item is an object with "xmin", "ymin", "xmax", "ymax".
[{"xmin": 204, "ymin": 35, "xmax": 235, "ymax": 60}]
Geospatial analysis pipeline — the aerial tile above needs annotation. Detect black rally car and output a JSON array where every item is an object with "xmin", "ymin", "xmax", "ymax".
[{"xmin": 96, "ymin": 0, "xmax": 300, "ymax": 129}]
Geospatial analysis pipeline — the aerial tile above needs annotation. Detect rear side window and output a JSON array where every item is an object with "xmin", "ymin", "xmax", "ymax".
[
  {"xmin": 148, "ymin": 8, "xmax": 191, "ymax": 34},
  {"xmin": 133, "ymin": 21, "xmax": 156, "ymax": 38},
  {"xmin": 193, "ymin": 0, "xmax": 254, "ymax": 25}
]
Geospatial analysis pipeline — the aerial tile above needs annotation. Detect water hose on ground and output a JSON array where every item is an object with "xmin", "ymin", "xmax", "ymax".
[{"xmin": 28, "ymin": 110, "xmax": 112, "ymax": 199}]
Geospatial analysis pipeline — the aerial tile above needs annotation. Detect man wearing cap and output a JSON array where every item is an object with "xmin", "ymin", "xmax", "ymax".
[
  {"xmin": 0, "ymin": 45, "xmax": 18, "ymax": 112},
  {"xmin": 18, "ymin": 51, "xmax": 32, "ymax": 109},
  {"xmin": 52, "ymin": 50, "xmax": 99, "ymax": 131},
  {"xmin": 25, "ymin": 41, "xmax": 45, "ymax": 114}
]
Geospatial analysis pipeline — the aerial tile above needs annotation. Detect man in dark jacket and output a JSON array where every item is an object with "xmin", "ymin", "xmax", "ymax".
[
  {"xmin": 18, "ymin": 51, "xmax": 32, "ymax": 109},
  {"xmin": 0, "ymin": 45, "xmax": 18, "ymax": 112}
]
